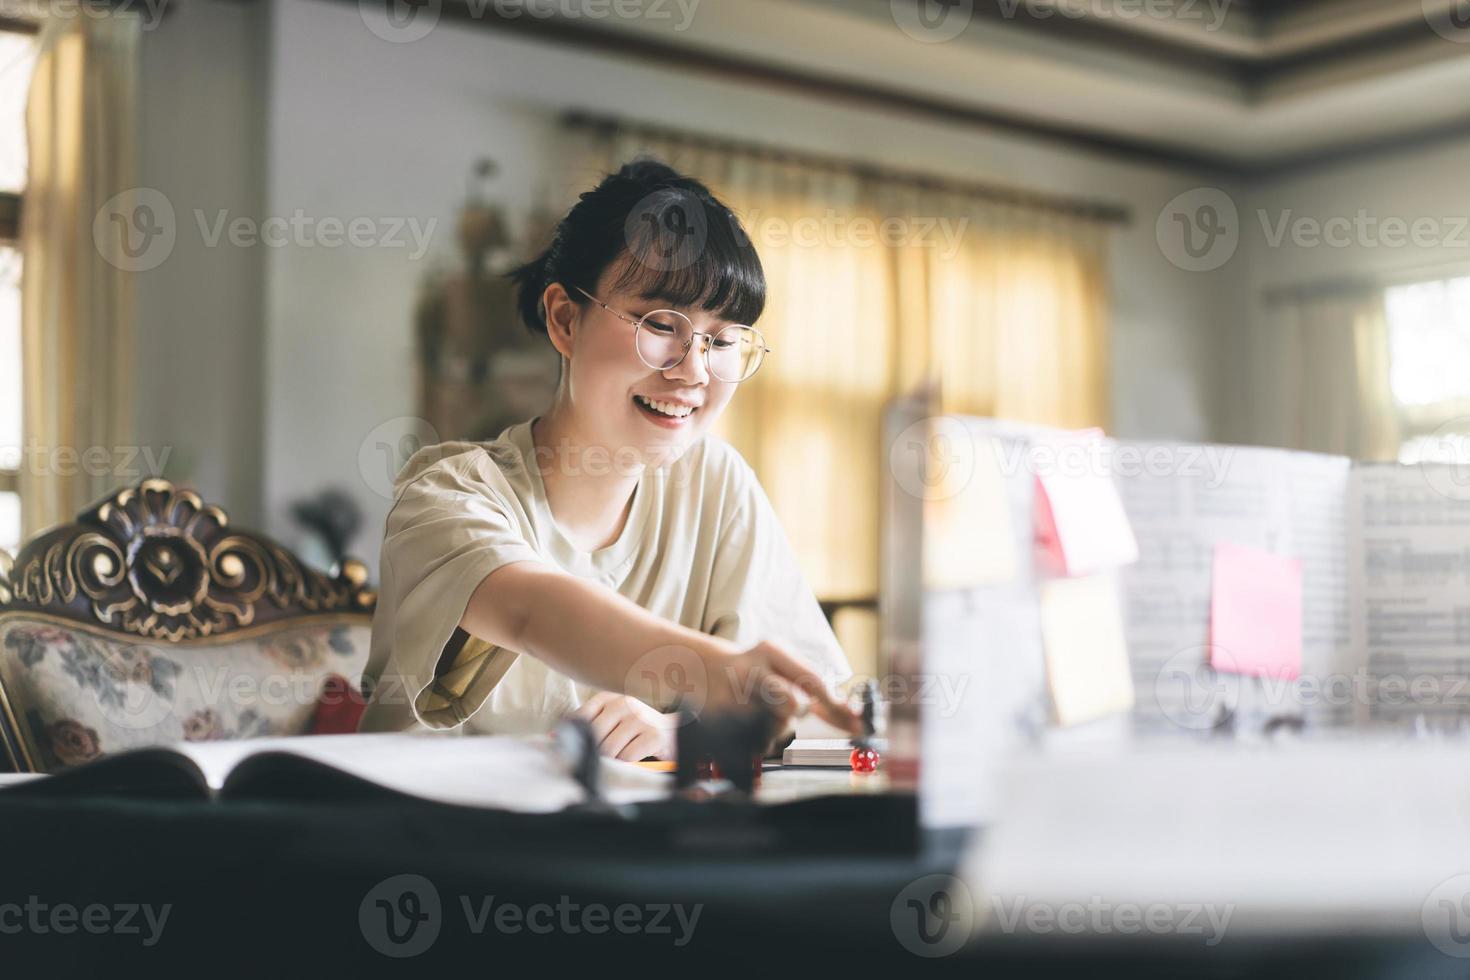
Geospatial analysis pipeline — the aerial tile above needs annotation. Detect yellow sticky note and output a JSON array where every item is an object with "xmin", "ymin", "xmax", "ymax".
[
  {"xmin": 923, "ymin": 434, "xmax": 1018, "ymax": 590},
  {"xmin": 1039, "ymin": 574, "xmax": 1135, "ymax": 726}
]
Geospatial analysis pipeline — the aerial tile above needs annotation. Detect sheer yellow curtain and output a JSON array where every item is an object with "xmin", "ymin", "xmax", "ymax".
[
  {"xmin": 1270, "ymin": 289, "xmax": 1399, "ymax": 459},
  {"xmin": 894, "ymin": 188, "xmax": 1110, "ymax": 425},
  {"xmin": 20, "ymin": 14, "xmax": 139, "ymax": 537}
]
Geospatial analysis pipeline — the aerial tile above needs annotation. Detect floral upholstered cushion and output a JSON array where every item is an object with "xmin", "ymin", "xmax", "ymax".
[{"xmin": 0, "ymin": 615, "xmax": 371, "ymax": 772}]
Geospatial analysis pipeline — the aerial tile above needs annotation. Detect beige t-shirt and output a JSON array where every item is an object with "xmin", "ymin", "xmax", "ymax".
[{"xmin": 358, "ymin": 419, "xmax": 852, "ymax": 735}]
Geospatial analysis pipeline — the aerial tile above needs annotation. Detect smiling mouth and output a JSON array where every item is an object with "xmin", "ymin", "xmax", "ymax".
[{"xmin": 633, "ymin": 394, "xmax": 698, "ymax": 420}]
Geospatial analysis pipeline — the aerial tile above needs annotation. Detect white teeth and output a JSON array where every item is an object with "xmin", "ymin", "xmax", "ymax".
[{"xmin": 636, "ymin": 395, "xmax": 694, "ymax": 418}]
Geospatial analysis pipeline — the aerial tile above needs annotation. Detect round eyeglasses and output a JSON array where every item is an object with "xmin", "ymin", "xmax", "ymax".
[{"xmin": 575, "ymin": 286, "xmax": 770, "ymax": 383}]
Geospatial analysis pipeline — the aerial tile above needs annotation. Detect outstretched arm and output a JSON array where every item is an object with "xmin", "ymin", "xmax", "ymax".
[{"xmin": 459, "ymin": 560, "xmax": 860, "ymax": 735}]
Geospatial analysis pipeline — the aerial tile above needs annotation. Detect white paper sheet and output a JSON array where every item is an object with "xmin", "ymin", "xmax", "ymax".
[
  {"xmin": 1116, "ymin": 443, "xmax": 1353, "ymax": 734},
  {"xmin": 1348, "ymin": 464, "xmax": 1470, "ymax": 728}
]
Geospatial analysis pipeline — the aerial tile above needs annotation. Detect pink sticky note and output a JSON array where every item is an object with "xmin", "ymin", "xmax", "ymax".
[
  {"xmin": 1210, "ymin": 541, "xmax": 1303, "ymax": 680},
  {"xmin": 1033, "ymin": 429, "xmax": 1139, "ymax": 576}
]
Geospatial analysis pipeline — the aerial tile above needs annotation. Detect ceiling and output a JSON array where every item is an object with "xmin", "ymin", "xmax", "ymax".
[
  {"xmin": 9, "ymin": 0, "xmax": 1467, "ymax": 175},
  {"xmin": 505, "ymin": 0, "xmax": 1470, "ymax": 175}
]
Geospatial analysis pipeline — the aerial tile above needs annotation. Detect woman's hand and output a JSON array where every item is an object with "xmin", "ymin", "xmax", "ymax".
[
  {"xmin": 700, "ymin": 639, "xmax": 862, "ymax": 738},
  {"xmin": 572, "ymin": 691, "xmax": 678, "ymax": 761}
]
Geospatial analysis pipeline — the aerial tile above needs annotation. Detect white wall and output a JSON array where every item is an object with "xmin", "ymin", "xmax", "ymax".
[
  {"xmin": 135, "ymin": 0, "xmax": 269, "ymax": 525},
  {"xmin": 1227, "ymin": 137, "xmax": 1470, "ymax": 447},
  {"xmin": 257, "ymin": 0, "xmax": 1242, "ymax": 576}
]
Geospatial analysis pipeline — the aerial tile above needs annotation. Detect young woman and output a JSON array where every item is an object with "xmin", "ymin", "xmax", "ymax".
[{"xmin": 359, "ymin": 160, "xmax": 859, "ymax": 759}]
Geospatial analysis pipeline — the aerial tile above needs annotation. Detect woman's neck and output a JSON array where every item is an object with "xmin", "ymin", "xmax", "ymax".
[{"xmin": 530, "ymin": 404, "xmax": 644, "ymax": 552}]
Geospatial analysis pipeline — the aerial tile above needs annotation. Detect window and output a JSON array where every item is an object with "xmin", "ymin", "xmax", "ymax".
[
  {"xmin": 1386, "ymin": 275, "xmax": 1470, "ymax": 465},
  {"xmin": 0, "ymin": 22, "xmax": 38, "ymax": 555}
]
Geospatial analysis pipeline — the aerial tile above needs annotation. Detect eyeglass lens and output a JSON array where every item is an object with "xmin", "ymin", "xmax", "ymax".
[{"xmin": 635, "ymin": 310, "xmax": 764, "ymax": 382}]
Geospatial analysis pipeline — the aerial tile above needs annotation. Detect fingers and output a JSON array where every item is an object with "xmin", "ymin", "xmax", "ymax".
[
  {"xmin": 572, "ymin": 690, "xmax": 616, "ymax": 721},
  {"xmin": 601, "ymin": 726, "xmax": 639, "ymax": 761},
  {"xmin": 760, "ymin": 644, "xmax": 862, "ymax": 736},
  {"xmin": 615, "ymin": 730, "xmax": 670, "ymax": 762}
]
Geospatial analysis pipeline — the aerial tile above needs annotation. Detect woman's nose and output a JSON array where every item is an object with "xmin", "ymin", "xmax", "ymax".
[{"xmin": 663, "ymin": 335, "xmax": 711, "ymax": 385}]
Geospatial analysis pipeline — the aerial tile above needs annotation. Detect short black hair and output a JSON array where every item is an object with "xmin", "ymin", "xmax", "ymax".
[{"xmin": 509, "ymin": 158, "xmax": 766, "ymax": 335}]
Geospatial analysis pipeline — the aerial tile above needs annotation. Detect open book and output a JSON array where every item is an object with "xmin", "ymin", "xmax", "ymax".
[{"xmin": 0, "ymin": 733, "xmax": 672, "ymax": 811}]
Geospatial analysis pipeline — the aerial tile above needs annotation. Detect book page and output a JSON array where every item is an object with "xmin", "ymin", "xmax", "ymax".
[
  {"xmin": 1116, "ymin": 443, "xmax": 1353, "ymax": 734},
  {"xmin": 175, "ymin": 732, "xmax": 671, "ymax": 811},
  {"xmin": 1348, "ymin": 464, "xmax": 1470, "ymax": 728}
]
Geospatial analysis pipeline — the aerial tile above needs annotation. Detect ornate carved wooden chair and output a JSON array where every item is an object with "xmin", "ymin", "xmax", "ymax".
[{"xmin": 0, "ymin": 479, "xmax": 376, "ymax": 773}]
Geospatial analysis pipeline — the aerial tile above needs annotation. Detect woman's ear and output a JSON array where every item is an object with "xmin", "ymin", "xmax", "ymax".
[{"xmin": 542, "ymin": 282, "xmax": 578, "ymax": 360}]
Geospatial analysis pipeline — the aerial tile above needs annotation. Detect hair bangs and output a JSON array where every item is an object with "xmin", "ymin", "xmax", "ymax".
[{"xmin": 610, "ymin": 189, "xmax": 766, "ymax": 326}]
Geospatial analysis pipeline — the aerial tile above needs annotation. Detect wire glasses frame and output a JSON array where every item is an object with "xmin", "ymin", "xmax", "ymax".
[{"xmin": 574, "ymin": 286, "xmax": 771, "ymax": 383}]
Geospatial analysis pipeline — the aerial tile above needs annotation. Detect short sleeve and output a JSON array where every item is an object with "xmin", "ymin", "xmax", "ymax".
[
  {"xmin": 367, "ymin": 447, "xmax": 545, "ymax": 731},
  {"xmin": 702, "ymin": 460, "xmax": 853, "ymax": 687}
]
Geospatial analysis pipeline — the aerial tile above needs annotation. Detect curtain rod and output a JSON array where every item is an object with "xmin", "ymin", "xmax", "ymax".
[{"xmin": 562, "ymin": 111, "xmax": 1132, "ymax": 227}]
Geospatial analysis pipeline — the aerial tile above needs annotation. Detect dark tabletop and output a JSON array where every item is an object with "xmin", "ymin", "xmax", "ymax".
[{"xmin": 0, "ymin": 788, "xmax": 1457, "ymax": 978}]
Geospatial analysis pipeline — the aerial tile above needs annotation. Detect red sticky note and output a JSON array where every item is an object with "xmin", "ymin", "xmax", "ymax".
[
  {"xmin": 1209, "ymin": 541, "xmax": 1303, "ymax": 680},
  {"xmin": 1033, "ymin": 429, "xmax": 1139, "ymax": 577}
]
